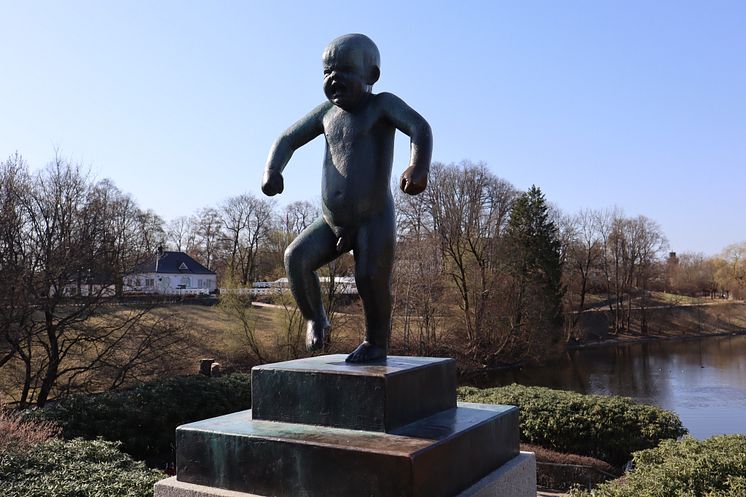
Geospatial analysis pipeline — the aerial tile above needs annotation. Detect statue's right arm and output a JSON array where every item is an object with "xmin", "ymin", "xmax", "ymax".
[{"xmin": 262, "ymin": 102, "xmax": 329, "ymax": 196}]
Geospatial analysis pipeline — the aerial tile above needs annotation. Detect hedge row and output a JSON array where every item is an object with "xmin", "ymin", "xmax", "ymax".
[
  {"xmin": 30, "ymin": 373, "xmax": 252, "ymax": 462},
  {"xmin": 458, "ymin": 384, "xmax": 686, "ymax": 465},
  {"xmin": 0, "ymin": 438, "xmax": 163, "ymax": 497},
  {"xmin": 571, "ymin": 435, "xmax": 746, "ymax": 497}
]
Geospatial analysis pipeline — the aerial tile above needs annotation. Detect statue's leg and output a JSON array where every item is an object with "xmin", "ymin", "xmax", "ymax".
[
  {"xmin": 346, "ymin": 210, "xmax": 395, "ymax": 363},
  {"xmin": 284, "ymin": 218, "xmax": 338, "ymax": 350}
]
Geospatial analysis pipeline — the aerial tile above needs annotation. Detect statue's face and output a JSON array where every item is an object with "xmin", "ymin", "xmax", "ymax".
[{"xmin": 322, "ymin": 43, "xmax": 370, "ymax": 111}]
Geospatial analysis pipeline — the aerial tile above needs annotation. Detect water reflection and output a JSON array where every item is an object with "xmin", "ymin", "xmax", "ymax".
[{"xmin": 471, "ymin": 335, "xmax": 746, "ymax": 438}]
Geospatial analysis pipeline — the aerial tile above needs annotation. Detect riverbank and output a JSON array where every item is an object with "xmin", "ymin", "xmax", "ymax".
[
  {"xmin": 569, "ymin": 328, "xmax": 746, "ymax": 350},
  {"xmin": 459, "ymin": 301, "xmax": 746, "ymax": 381},
  {"xmin": 572, "ymin": 301, "xmax": 746, "ymax": 349}
]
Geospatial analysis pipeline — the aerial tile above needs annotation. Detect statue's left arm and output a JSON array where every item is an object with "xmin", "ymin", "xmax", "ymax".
[{"xmin": 380, "ymin": 93, "xmax": 433, "ymax": 195}]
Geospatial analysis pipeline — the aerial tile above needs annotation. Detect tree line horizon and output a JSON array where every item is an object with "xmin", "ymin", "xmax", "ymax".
[{"xmin": 2, "ymin": 152, "xmax": 745, "ymax": 406}]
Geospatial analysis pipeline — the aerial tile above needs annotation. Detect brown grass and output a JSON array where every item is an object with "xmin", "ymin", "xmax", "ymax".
[
  {"xmin": 127, "ymin": 301, "xmax": 365, "ymax": 370},
  {"xmin": 0, "ymin": 300, "xmax": 370, "ymax": 405},
  {"xmin": 524, "ymin": 443, "xmax": 619, "ymax": 491}
]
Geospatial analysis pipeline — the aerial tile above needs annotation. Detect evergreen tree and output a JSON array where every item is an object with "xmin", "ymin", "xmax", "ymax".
[{"xmin": 504, "ymin": 185, "xmax": 564, "ymax": 347}]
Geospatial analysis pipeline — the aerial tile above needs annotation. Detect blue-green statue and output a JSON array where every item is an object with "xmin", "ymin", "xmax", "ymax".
[{"xmin": 261, "ymin": 34, "xmax": 432, "ymax": 363}]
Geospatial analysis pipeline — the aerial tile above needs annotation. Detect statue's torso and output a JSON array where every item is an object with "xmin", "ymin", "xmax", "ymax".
[{"xmin": 321, "ymin": 95, "xmax": 396, "ymax": 228}]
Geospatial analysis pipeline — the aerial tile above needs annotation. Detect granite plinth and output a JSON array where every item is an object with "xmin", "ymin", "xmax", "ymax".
[
  {"xmin": 157, "ymin": 452, "xmax": 536, "ymax": 497},
  {"xmin": 251, "ymin": 355, "xmax": 457, "ymax": 432},
  {"xmin": 176, "ymin": 402, "xmax": 519, "ymax": 497}
]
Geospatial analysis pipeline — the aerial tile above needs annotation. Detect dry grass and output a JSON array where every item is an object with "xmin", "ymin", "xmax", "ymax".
[
  {"xmin": 649, "ymin": 291, "xmax": 703, "ymax": 305},
  {"xmin": 138, "ymin": 303, "xmax": 288, "ymax": 372},
  {"xmin": 524, "ymin": 443, "xmax": 619, "ymax": 491},
  {"xmin": 136, "ymin": 301, "xmax": 365, "ymax": 370},
  {"xmin": 0, "ymin": 299, "xmax": 370, "ymax": 405},
  {"xmin": 0, "ymin": 303, "xmax": 287, "ymax": 403}
]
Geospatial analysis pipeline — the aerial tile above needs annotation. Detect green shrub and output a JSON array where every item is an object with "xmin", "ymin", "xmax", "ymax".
[
  {"xmin": 570, "ymin": 435, "xmax": 746, "ymax": 497},
  {"xmin": 30, "ymin": 373, "xmax": 251, "ymax": 462},
  {"xmin": 458, "ymin": 384, "xmax": 686, "ymax": 465},
  {"xmin": 0, "ymin": 438, "xmax": 163, "ymax": 497}
]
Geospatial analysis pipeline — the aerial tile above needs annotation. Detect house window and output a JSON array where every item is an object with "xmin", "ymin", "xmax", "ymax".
[
  {"xmin": 145, "ymin": 279, "xmax": 155, "ymax": 287},
  {"xmin": 179, "ymin": 262, "xmax": 189, "ymax": 271},
  {"xmin": 180, "ymin": 277, "xmax": 191, "ymax": 288}
]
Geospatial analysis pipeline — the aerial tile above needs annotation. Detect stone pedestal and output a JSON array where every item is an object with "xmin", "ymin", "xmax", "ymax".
[
  {"xmin": 155, "ymin": 452, "xmax": 536, "ymax": 497},
  {"xmin": 156, "ymin": 354, "xmax": 534, "ymax": 497},
  {"xmin": 251, "ymin": 355, "xmax": 457, "ymax": 432}
]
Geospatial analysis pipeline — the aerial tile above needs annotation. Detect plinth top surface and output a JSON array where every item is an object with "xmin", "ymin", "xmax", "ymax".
[
  {"xmin": 252, "ymin": 354, "xmax": 454, "ymax": 377},
  {"xmin": 180, "ymin": 403, "xmax": 515, "ymax": 457}
]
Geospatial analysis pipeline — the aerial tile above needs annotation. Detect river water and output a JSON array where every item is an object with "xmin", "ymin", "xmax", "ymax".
[{"xmin": 471, "ymin": 334, "xmax": 746, "ymax": 439}]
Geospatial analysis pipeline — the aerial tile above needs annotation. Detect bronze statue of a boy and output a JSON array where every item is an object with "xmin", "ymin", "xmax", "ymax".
[{"xmin": 261, "ymin": 34, "xmax": 432, "ymax": 363}]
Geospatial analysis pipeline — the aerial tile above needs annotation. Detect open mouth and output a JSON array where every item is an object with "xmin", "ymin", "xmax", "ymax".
[{"xmin": 330, "ymin": 81, "xmax": 347, "ymax": 99}]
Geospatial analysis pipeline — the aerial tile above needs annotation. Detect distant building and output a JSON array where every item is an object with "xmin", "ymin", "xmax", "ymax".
[
  {"xmin": 247, "ymin": 276, "xmax": 357, "ymax": 296},
  {"xmin": 58, "ymin": 272, "xmax": 116, "ymax": 297},
  {"xmin": 127, "ymin": 249, "xmax": 217, "ymax": 296}
]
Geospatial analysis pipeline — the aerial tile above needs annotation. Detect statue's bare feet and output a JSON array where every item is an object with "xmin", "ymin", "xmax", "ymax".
[
  {"xmin": 345, "ymin": 341, "xmax": 387, "ymax": 363},
  {"xmin": 306, "ymin": 320, "xmax": 330, "ymax": 351}
]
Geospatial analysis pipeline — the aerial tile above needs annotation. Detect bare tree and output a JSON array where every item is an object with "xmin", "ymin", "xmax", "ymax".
[
  {"xmin": 629, "ymin": 215, "xmax": 668, "ymax": 334},
  {"xmin": 283, "ymin": 201, "xmax": 319, "ymax": 234},
  {"xmin": 193, "ymin": 207, "xmax": 223, "ymax": 271},
  {"xmin": 0, "ymin": 154, "xmax": 36, "ymax": 401},
  {"xmin": 263, "ymin": 201, "xmax": 320, "ymax": 278},
  {"xmin": 392, "ymin": 187, "xmax": 443, "ymax": 355},
  {"xmin": 428, "ymin": 161, "xmax": 517, "ymax": 350},
  {"xmin": 715, "ymin": 242, "xmax": 746, "ymax": 300},
  {"xmin": 595, "ymin": 209, "xmax": 668, "ymax": 334},
  {"xmin": 86, "ymin": 179, "xmax": 142, "ymax": 297},
  {"xmin": 135, "ymin": 209, "xmax": 166, "ymax": 254},
  {"xmin": 595, "ymin": 208, "xmax": 627, "ymax": 333},
  {"xmin": 166, "ymin": 216, "xmax": 196, "ymax": 252},
  {"xmin": 670, "ymin": 252, "xmax": 719, "ymax": 297},
  {"xmin": 0, "ymin": 154, "xmax": 181, "ymax": 407},
  {"xmin": 563, "ymin": 209, "xmax": 604, "ymax": 330},
  {"xmin": 218, "ymin": 290, "xmax": 267, "ymax": 364},
  {"xmin": 221, "ymin": 194, "xmax": 275, "ymax": 286}
]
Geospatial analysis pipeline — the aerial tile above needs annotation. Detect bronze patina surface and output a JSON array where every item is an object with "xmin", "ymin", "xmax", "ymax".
[
  {"xmin": 261, "ymin": 34, "xmax": 432, "ymax": 363},
  {"xmin": 251, "ymin": 355, "xmax": 456, "ymax": 432},
  {"xmin": 176, "ymin": 403, "xmax": 518, "ymax": 497}
]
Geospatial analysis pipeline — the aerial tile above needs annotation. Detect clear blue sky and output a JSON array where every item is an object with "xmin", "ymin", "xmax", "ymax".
[{"xmin": 2, "ymin": 1, "xmax": 744, "ymax": 255}]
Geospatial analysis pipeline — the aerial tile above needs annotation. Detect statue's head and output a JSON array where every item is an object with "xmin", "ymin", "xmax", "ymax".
[{"xmin": 322, "ymin": 34, "xmax": 380, "ymax": 111}]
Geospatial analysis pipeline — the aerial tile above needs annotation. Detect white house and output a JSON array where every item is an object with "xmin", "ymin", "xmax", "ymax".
[{"xmin": 126, "ymin": 250, "xmax": 217, "ymax": 296}]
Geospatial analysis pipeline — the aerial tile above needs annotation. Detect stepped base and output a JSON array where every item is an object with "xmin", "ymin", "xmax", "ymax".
[
  {"xmin": 251, "ymin": 355, "xmax": 457, "ymax": 432},
  {"xmin": 156, "ymin": 452, "xmax": 536, "ymax": 497},
  {"xmin": 175, "ymin": 402, "xmax": 519, "ymax": 497}
]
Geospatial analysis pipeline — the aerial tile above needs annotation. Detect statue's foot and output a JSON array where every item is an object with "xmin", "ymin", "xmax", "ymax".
[
  {"xmin": 345, "ymin": 341, "xmax": 387, "ymax": 363},
  {"xmin": 306, "ymin": 320, "xmax": 330, "ymax": 351}
]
